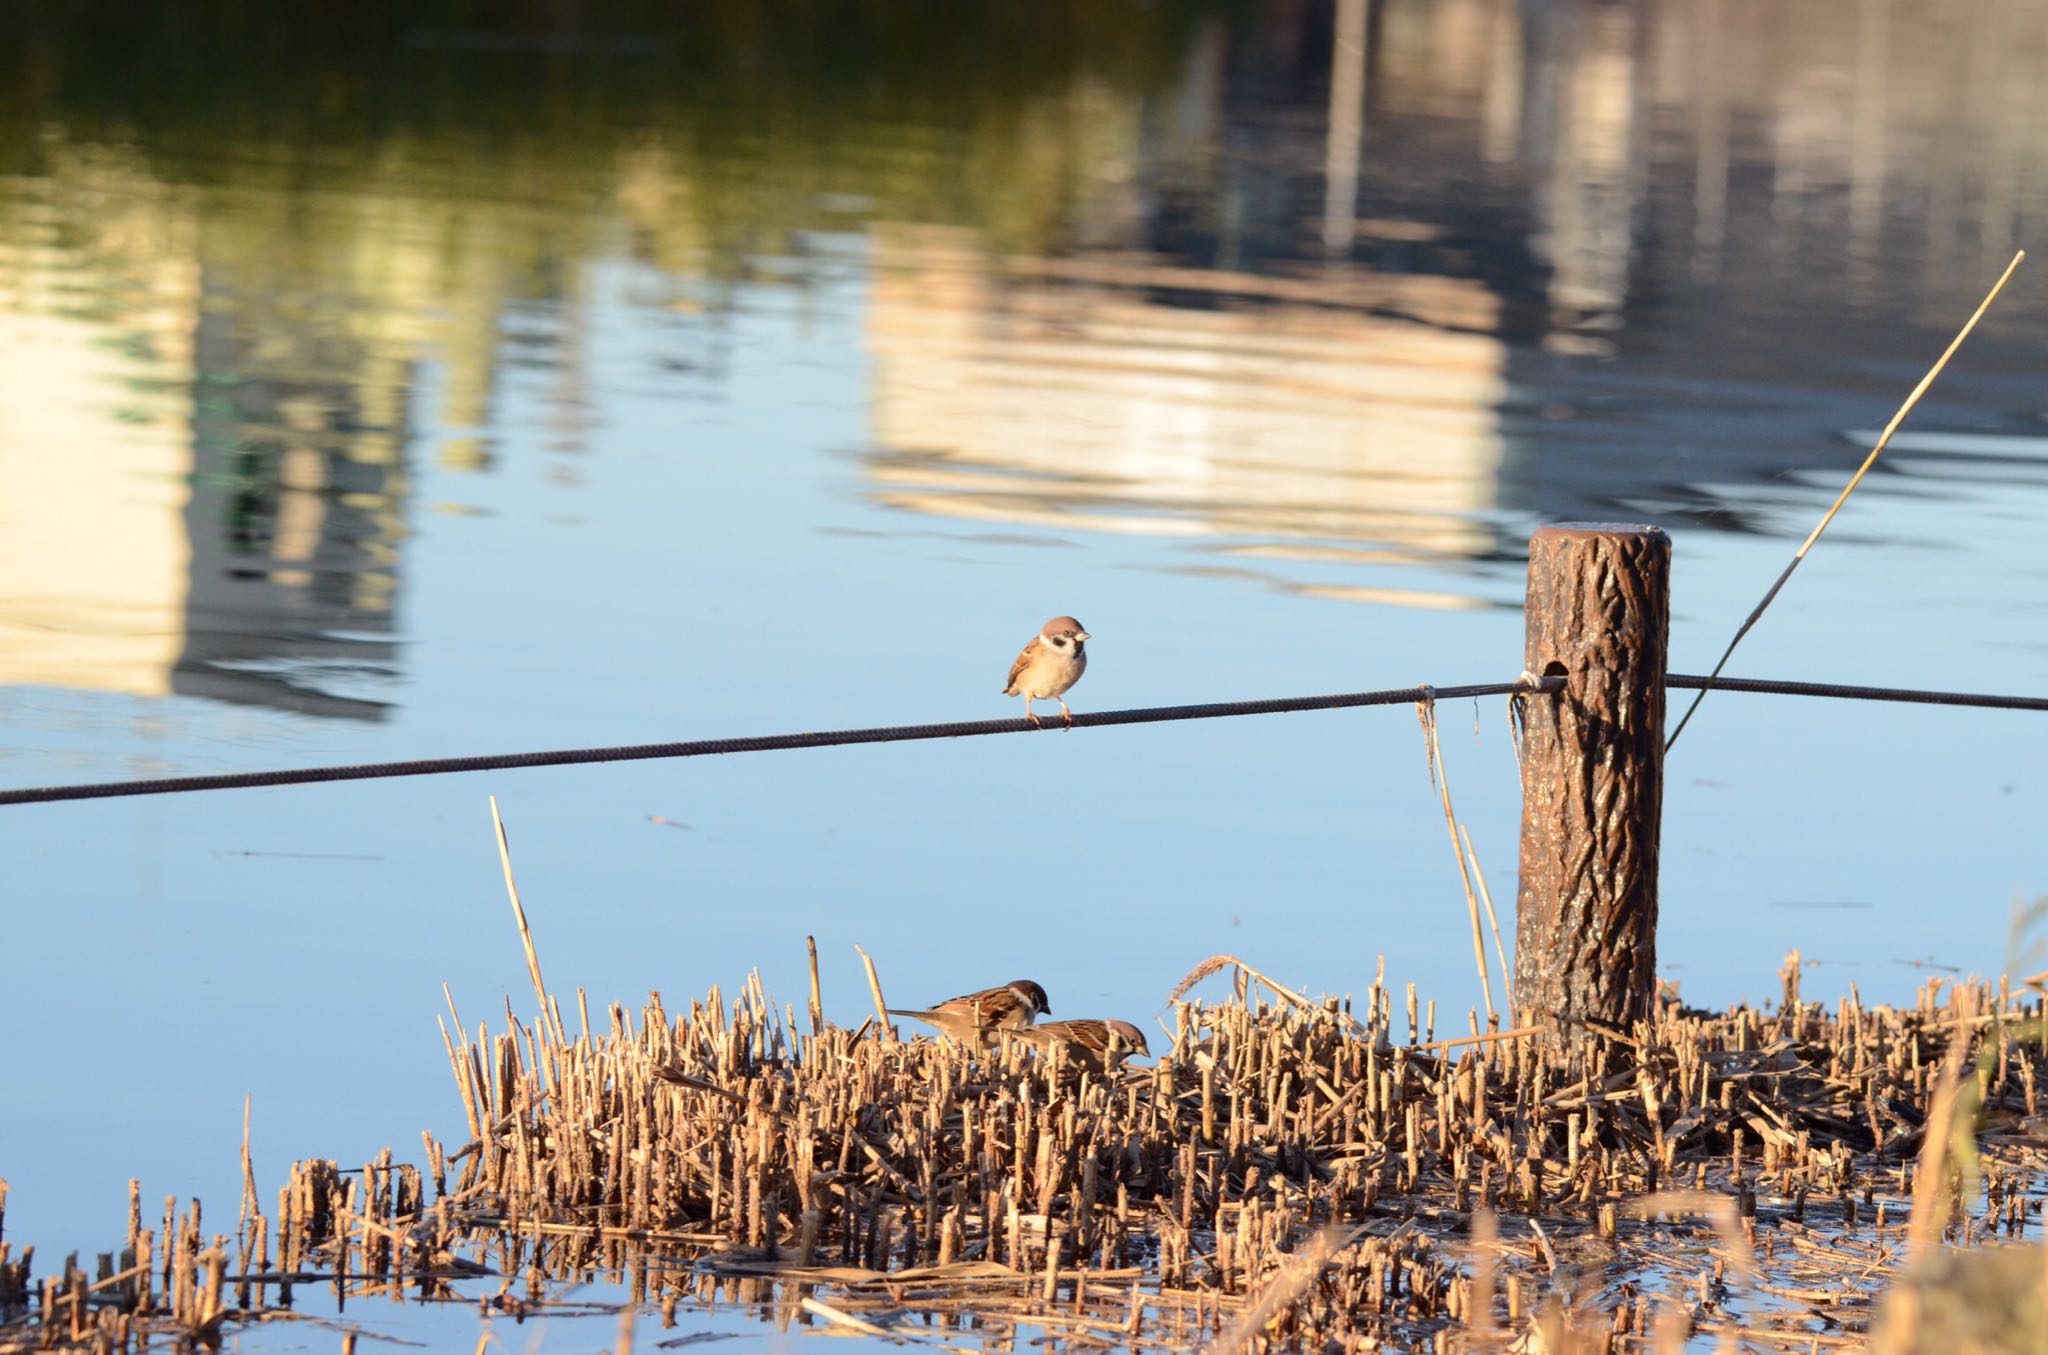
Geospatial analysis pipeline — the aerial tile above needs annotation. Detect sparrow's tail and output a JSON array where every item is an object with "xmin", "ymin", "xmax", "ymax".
[{"xmin": 884, "ymin": 1009, "xmax": 925, "ymax": 1019}]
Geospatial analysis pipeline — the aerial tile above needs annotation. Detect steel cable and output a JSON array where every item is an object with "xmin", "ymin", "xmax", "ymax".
[
  {"xmin": 0, "ymin": 677, "xmax": 1556, "ymax": 807},
  {"xmin": 1663, "ymin": 674, "xmax": 2048, "ymax": 711},
  {"xmin": 0, "ymin": 670, "xmax": 2040, "ymax": 808}
]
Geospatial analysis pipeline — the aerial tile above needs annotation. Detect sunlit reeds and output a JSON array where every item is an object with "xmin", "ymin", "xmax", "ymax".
[{"xmin": 12, "ymin": 946, "xmax": 2047, "ymax": 1352}]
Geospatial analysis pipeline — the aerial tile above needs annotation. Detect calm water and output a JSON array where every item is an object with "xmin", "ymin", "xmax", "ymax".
[{"xmin": 3, "ymin": 0, "xmax": 2046, "ymax": 1287}]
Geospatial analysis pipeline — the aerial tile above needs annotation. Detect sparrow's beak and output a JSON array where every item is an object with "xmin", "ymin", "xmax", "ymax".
[{"xmin": 1074, "ymin": 632, "xmax": 1091, "ymax": 642}]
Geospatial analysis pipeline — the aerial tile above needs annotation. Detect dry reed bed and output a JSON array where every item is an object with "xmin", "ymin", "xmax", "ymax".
[{"xmin": 7, "ymin": 956, "xmax": 2048, "ymax": 1353}]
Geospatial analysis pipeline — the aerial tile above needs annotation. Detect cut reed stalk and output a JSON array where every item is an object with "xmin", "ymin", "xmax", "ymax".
[
  {"xmin": 488, "ymin": 795, "xmax": 563, "ymax": 1046},
  {"xmin": 854, "ymin": 944, "xmax": 892, "ymax": 1039},
  {"xmin": 20, "ymin": 956, "xmax": 2048, "ymax": 1353}
]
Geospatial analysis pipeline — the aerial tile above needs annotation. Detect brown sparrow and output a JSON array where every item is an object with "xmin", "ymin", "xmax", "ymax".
[
  {"xmin": 1016, "ymin": 1019, "xmax": 1152, "ymax": 1074},
  {"xmin": 887, "ymin": 979, "xmax": 1051, "ymax": 1047},
  {"xmin": 1003, "ymin": 616, "xmax": 1090, "ymax": 727}
]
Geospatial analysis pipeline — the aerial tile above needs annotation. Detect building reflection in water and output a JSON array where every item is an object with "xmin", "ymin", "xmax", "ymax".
[
  {"xmin": 0, "ymin": 149, "xmax": 421, "ymax": 721},
  {"xmin": 856, "ymin": 0, "xmax": 2048, "ymax": 582},
  {"xmin": 4, "ymin": 0, "xmax": 2046, "ymax": 716},
  {"xmin": 862, "ymin": 227, "xmax": 1508, "ymax": 612},
  {"xmin": 0, "ymin": 135, "xmax": 623, "ymax": 721},
  {"xmin": 174, "ymin": 258, "xmax": 407, "ymax": 722},
  {"xmin": 0, "ymin": 147, "xmax": 211, "ymax": 708}
]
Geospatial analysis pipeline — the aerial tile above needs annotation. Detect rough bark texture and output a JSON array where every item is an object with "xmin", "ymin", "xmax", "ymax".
[{"xmin": 1515, "ymin": 524, "xmax": 1670, "ymax": 1043}]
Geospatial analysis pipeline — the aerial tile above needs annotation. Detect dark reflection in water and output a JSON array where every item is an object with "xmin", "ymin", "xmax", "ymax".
[
  {"xmin": 1, "ymin": 0, "xmax": 2044, "ymax": 716},
  {"xmin": 176, "ymin": 289, "xmax": 406, "ymax": 719}
]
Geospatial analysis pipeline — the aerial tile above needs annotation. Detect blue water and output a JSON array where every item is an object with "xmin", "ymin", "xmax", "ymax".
[{"xmin": 1, "ymin": 0, "xmax": 2044, "ymax": 1294}]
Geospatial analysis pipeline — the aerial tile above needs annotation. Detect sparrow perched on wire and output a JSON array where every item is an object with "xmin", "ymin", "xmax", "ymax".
[
  {"xmin": 1016, "ymin": 1019, "xmax": 1152, "ymax": 1074},
  {"xmin": 1003, "ymin": 616, "xmax": 1090, "ymax": 727},
  {"xmin": 887, "ymin": 979, "xmax": 1051, "ymax": 1048}
]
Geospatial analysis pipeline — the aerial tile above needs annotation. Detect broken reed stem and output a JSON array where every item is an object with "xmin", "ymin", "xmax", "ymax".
[
  {"xmin": 615, "ymin": 1295, "xmax": 636, "ymax": 1355},
  {"xmin": 800, "ymin": 1294, "xmax": 899, "ymax": 1339},
  {"xmin": 1417, "ymin": 697, "xmax": 1494, "ymax": 1024},
  {"xmin": 1413, "ymin": 1025, "xmax": 1541, "ymax": 1053},
  {"xmin": 1166, "ymin": 955, "xmax": 1367, "ymax": 1034},
  {"xmin": 35, "ymin": 952, "xmax": 2048, "ymax": 1355},
  {"xmin": 1666, "ymin": 248, "xmax": 2025, "ymax": 751},
  {"xmin": 1207, "ymin": 1225, "xmax": 1362, "ymax": 1355},
  {"xmin": 1905, "ymin": 1019, "xmax": 1977, "ymax": 1257},
  {"xmin": 806, "ymin": 935, "xmax": 824, "ymax": 1039},
  {"xmin": 1468, "ymin": 1209, "xmax": 1498, "ymax": 1343},
  {"xmin": 1459, "ymin": 824, "xmax": 1514, "ymax": 1019},
  {"xmin": 854, "ymin": 944, "xmax": 892, "ymax": 1038},
  {"xmin": 1916, "ymin": 1008, "xmax": 2026, "ymax": 1034},
  {"xmin": 239, "ymin": 1095, "xmax": 257, "ymax": 1225},
  {"xmin": 489, "ymin": 795, "xmax": 563, "ymax": 1046}
]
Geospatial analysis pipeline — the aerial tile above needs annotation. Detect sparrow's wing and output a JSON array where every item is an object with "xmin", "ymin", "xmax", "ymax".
[
  {"xmin": 1067, "ymin": 1020, "xmax": 1108, "ymax": 1050},
  {"xmin": 971, "ymin": 987, "xmax": 1016, "ymax": 1025},
  {"xmin": 906, "ymin": 986, "xmax": 995, "ymax": 1021},
  {"xmin": 1003, "ymin": 640, "xmax": 1039, "ymax": 694}
]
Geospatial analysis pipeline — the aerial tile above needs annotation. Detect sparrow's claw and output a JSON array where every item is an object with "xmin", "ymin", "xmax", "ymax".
[
  {"xmin": 1059, "ymin": 703, "xmax": 1074, "ymax": 729},
  {"xmin": 1026, "ymin": 711, "xmax": 1044, "ymax": 729}
]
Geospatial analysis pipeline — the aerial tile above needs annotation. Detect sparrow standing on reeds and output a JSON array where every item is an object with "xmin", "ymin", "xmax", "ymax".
[
  {"xmin": 1003, "ymin": 616, "xmax": 1090, "ymax": 727},
  {"xmin": 1017, "ymin": 1018, "xmax": 1151, "ymax": 1074},
  {"xmin": 887, "ymin": 979, "xmax": 1051, "ymax": 1047}
]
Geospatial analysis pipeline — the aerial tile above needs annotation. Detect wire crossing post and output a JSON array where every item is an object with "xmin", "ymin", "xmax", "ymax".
[{"xmin": 1514, "ymin": 524, "xmax": 1671, "ymax": 1045}]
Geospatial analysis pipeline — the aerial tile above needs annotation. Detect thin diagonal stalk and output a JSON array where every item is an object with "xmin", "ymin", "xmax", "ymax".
[{"xmin": 1667, "ymin": 250, "xmax": 2024, "ymax": 752}]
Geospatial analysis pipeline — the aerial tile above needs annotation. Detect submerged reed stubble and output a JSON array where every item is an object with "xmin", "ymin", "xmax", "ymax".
[{"xmin": 10, "ymin": 957, "xmax": 2048, "ymax": 1352}]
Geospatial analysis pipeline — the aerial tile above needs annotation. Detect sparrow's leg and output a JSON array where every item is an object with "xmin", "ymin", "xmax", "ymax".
[
  {"xmin": 1023, "ymin": 697, "xmax": 1043, "ymax": 728},
  {"xmin": 1058, "ymin": 697, "xmax": 1073, "ymax": 728}
]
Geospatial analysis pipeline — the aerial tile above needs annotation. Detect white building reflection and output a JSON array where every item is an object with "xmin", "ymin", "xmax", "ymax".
[
  {"xmin": 0, "ymin": 281, "xmax": 197, "ymax": 696},
  {"xmin": 861, "ymin": 228, "xmax": 1508, "ymax": 610},
  {"xmin": 0, "ymin": 149, "xmax": 421, "ymax": 719},
  {"xmin": 0, "ymin": 133, "xmax": 672, "ymax": 719},
  {"xmin": 6, "ymin": 0, "xmax": 2046, "ymax": 710}
]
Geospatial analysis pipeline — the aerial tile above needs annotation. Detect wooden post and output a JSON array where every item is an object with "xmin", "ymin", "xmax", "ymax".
[{"xmin": 1514, "ymin": 523, "xmax": 1670, "ymax": 1042}]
